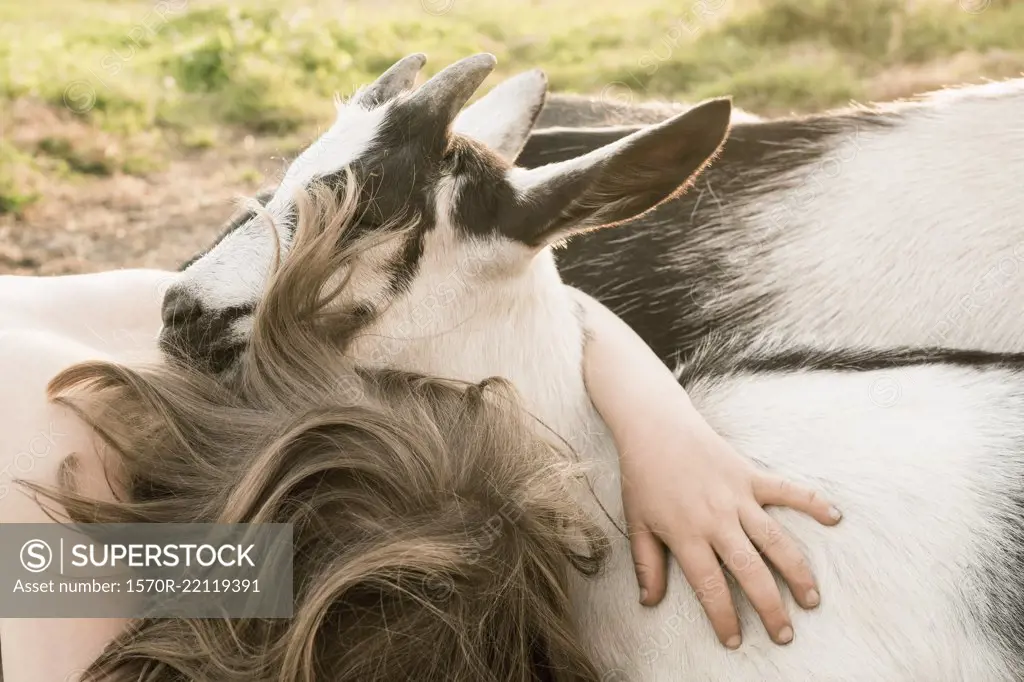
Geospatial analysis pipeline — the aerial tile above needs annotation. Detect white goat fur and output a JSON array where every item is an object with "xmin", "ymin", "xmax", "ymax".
[{"xmin": 709, "ymin": 79, "xmax": 1024, "ymax": 352}]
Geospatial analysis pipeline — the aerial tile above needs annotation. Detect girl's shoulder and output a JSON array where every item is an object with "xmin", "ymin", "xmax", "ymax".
[{"xmin": 0, "ymin": 268, "xmax": 170, "ymax": 361}]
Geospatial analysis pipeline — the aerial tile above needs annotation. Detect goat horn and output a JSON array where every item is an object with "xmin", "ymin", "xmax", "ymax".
[
  {"xmin": 357, "ymin": 53, "xmax": 427, "ymax": 107},
  {"xmin": 410, "ymin": 53, "xmax": 497, "ymax": 126}
]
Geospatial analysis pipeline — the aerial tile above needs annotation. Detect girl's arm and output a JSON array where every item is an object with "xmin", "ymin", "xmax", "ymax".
[
  {"xmin": 569, "ymin": 287, "xmax": 841, "ymax": 649},
  {"xmin": 0, "ymin": 330, "xmax": 130, "ymax": 682}
]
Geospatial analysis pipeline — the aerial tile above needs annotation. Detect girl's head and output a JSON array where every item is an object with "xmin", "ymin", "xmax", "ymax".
[{"xmin": 30, "ymin": 182, "xmax": 608, "ymax": 682}]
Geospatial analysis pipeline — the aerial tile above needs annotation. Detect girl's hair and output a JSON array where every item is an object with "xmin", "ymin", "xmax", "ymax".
[{"xmin": 25, "ymin": 178, "xmax": 608, "ymax": 681}]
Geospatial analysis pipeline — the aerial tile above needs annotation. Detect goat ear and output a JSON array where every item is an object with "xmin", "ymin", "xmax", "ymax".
[
  {"xmin": 355, "ymin": 53, "xmax": 427, "ymax": 107},
  {"xmin": 501, "ymin": 98, "xmax": 732, "ymax": 245},
  {"xmin": 452, "ymin": 69, "xmax": 548, "ymax": 163}
]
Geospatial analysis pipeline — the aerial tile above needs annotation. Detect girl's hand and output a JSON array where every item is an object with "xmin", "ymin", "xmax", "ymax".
[
  {"xmin": 568, "ymin": 286, "xmax": 841, "ymax": 649},
  {"xmin": 619, "ymin": 402, "xmax": 841, "ymax": 649}
]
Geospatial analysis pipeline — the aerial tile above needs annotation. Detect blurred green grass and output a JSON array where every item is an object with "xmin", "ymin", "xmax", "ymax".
[{"xmin": 2, "ymin": 0, "xmax": 1022, "ymax": 213}]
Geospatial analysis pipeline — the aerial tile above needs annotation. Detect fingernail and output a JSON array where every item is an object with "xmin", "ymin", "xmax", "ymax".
[
  {"xmin": 639, "ymin": 588, "xmax": 648, "ymax": 604},
  {"xmin": 725, "ymin": 635, "xmax": 742, "ymax": 650},
  {"xmin": 777, "ymin": 626, "xmax": 794, "ymax": 644},
  {"xmin": 829, "ymin": 506, "xmax": 842, "ymax": 521},
  {"xmin": 806, "ymin": 589, "xmax": 820, "ymax": 607}
]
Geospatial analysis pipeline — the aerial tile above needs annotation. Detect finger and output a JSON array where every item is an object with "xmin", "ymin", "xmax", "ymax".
[
  {"xmin": 713, "ymin": 532, "xmax": 793, "ymax": 645},
  {"xmin": 741, "ymin": 506, "xmax": 819, "ymax": 610},
  {"xmin": 670, "ymin": 540, "xmax": 741, "ymax": 649},
  {"xmin": 754, "ymin": 474, "xmax": 842, "ymax": 526},
  {"xmin": 629, "ymin": 527, "xmax": 668, "ymax": 606}
]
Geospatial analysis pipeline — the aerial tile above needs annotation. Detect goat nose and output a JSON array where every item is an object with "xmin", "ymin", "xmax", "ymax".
[{"xmin": 161, "ymin": 286, "xmax": 204, "ymax": 327}]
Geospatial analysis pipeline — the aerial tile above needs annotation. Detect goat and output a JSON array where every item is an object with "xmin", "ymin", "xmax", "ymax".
[
  {"xmin": 191, "ymin": 76, "xmax": 1024, "ymax": 369},
  {"xmin": 162, "ymin": 54, "xmax": 1024, "ymax": 681}
]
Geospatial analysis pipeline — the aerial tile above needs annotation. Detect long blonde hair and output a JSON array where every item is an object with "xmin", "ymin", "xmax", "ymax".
[{"xmin": 25, "ymin": 179, "xmax": 608, "ymax": 681}]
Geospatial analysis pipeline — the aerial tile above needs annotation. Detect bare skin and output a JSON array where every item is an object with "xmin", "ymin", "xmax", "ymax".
[
  {"xmin": 0, "ymin": 269, "xmax": 168, "ymax": 682},
  {"xmin": 573, "ymin": 289, "xmax": 842, "ymax": 649},
  {"xmin": 0, "ymin": 271, "xmax": 838, "ymax": 680}
]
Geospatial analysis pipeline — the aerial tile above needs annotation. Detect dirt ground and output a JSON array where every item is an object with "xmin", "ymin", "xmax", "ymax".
[
  {"xmin": 3, "ymin": 47, "xmax": 1020, "ymax": 278},
  {"xmin": 0, "ymin": 101, "xmax": 283, "ymax": 277}
]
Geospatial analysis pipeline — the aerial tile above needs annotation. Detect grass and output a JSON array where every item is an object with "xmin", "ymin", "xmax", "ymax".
[{"xmin": 1, "ymin": 0, "xmax": 1022, "ymax": 214}]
